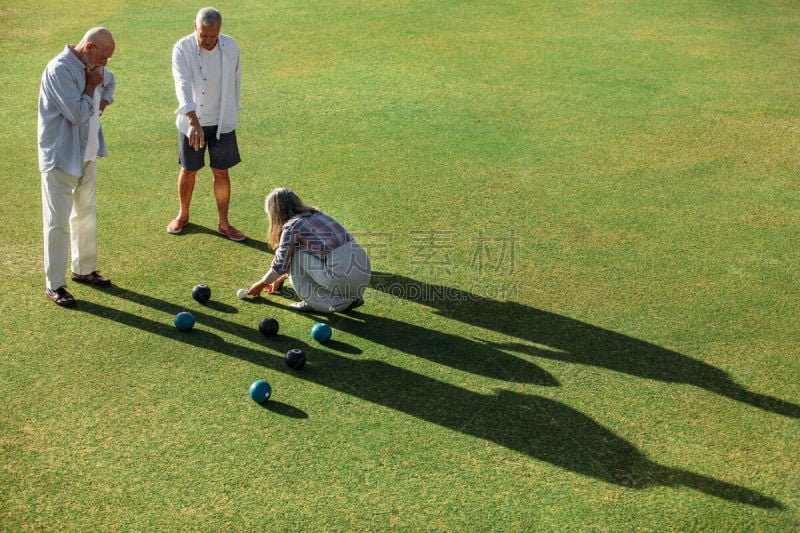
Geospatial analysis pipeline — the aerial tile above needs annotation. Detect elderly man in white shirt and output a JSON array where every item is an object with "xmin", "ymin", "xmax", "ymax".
[
  {"xmin": 167, "ymin": 7, "xmax": 246, "ymax": 242},
  {"xmin": 38, "ymin": 27, "xmax": 116, "ymax": 307}
]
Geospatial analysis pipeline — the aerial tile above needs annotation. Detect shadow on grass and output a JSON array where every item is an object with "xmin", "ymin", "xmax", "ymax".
[
  {"xmin": 331, "ymin": 313, "xmax": 558, "ymax": 385},
  {"xmin": 260, "ymin": 400, "xmax": 309, "ymax": 419},
  {"xmin": 165, "ymin": 222, "xmax": 272, "ymax": 253},
  {"xmin": 252, "ymin": 293, "xmax": 556, "ymax": 384},
  {"xmin": 204, "ymin": 300, "xmax": 238, "ymax": 314},
  {"xmin": 101, "ymin": 285, "xmax": 269, "ymax": 345},
  {"xmin": 369, "ymin": 272, "xmax": 800, "ymax": 420},
  {"xmin": 76, "ymin": 286, "xmax": 781, "ymax": 508}
]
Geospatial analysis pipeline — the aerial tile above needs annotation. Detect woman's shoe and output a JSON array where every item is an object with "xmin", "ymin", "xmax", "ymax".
[{"xmin": 290, "ymin": 301, "xmax": 317, "ymax": 313}]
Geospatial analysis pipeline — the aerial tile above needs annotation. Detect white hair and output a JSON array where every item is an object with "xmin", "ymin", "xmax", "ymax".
[{"xmin": 196, "ymin": 7, "xmax": 222, "ymax": 28}]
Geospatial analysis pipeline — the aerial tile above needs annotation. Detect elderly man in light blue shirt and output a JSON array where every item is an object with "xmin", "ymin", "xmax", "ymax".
[
  {"xmin": 167, "ymin": 7, "xmax": 246, "ymax": 242},
  {"xmin": 38, "ymin": 27, "xmax": 116, "ymax": 307}
]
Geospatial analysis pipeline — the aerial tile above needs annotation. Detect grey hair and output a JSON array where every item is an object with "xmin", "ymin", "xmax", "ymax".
[{"xmin": 196, "ymin": 7, "xmax": 222, "ymax": 28}]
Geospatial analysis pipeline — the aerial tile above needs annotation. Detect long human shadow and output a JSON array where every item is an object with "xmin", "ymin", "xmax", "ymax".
[
  {"xmin": 76, "ymin": 292, "xmax": 780, "ymax": 508},
  {"xmin": 252, "ymin": 299, "xmax": 557, "ymax": 385},
  {"xmin": 165, "ymin": 223, "xmax": 272, "ymax": 253},
  {"xmin": 369, "ymin": 273, "xmax": 800, "ymax": 419},
  {"xmin": 105, "ymin": 285, "xmax": 550, "ymax": 383},
  {"xmin": 334, "ymin": 314, "xmax": 558, "ymax": 385},
  {"xmin": 100, "ymin": 284, "xmax": 269, "ymax": 345}
]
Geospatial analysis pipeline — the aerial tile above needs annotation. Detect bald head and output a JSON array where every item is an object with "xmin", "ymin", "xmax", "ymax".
[
  {"xmin": 75, "ymin": 27, "xmax": 115, "ymax": 69},
  {"xmin": 78, "ymin": 27, "xmax": 114, "ymax": 49}
]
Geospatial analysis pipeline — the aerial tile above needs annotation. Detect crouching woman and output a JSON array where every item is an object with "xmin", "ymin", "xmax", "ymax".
[{"xmin": 247, "ymin": 187, "xmax": 370, "ymax": 313}]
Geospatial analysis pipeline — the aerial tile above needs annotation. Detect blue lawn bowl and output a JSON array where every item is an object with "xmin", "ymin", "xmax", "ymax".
[
  {"xmin": 311, "ymin": 322, "xmax": 332, "ymax": 344},
  {"xmin": 174, "ymin": 311, "xmax": 196, "ymax": 331},
  {"xmin": 249, "ymin": 379, "xmax": 272, "ymax": 403}
]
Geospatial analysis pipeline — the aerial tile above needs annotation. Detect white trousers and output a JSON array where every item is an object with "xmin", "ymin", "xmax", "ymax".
[
  {"xmin": 41, "ymin": 162, "xmax": 98, "ymax": 290},
  {"xmin": 290, "ymin": 242, "xmax": 371, "ymax": 313}
]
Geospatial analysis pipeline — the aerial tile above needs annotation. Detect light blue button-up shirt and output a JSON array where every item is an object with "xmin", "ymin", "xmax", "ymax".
[{"xmin": 38, "ymin": 45, "xmax": 116, "ymax": 177}]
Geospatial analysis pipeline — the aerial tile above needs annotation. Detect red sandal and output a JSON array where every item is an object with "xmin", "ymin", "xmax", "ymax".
[
  {"xmin": 217, "ymin": 224, "xmax": 246, "ymax": 242},
  {"xmin": 167, "ymin": 218, "xmax": 188, "ymax": 234}
]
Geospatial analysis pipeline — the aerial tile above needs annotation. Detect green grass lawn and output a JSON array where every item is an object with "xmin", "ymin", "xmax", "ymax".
[{"xmin": 1, "ymin": 0, "xmax": 798, "ymax": 530}]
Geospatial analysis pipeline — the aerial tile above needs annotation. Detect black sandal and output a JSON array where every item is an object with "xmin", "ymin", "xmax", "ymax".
[
  {"xmin": 71, "ymin": 271, "xmax": 111, "ymax": 287},
  {"xmin": 46, "ymin": 287, "xmax": 76, "ymax": 308},
  {"xmin": 343, "ymin": 298, "xmax": 364, "ymax": 313}
]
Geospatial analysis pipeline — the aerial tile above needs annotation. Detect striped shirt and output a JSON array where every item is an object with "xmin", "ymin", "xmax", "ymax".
[{"xmin": 270, "ymin": 211, "xmax": 353, "ymax": 274}]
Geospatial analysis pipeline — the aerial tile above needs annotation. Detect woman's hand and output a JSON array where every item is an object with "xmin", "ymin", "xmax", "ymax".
[
  {"xmin": 246, "ymin": 281, "xmax": 266, "ymax": 296},
  {"xmin": 264, "ymin": 274, "xmax": 288, "ymax": 294},
  {"xmin": 248, "ymin": 271, "xmax": 287, "ymax": 296}
]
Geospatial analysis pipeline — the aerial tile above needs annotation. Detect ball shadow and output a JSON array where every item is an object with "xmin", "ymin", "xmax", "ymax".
[{"xmin": 260, "ymin": 400, "xmax": 309, "ymax": 419}]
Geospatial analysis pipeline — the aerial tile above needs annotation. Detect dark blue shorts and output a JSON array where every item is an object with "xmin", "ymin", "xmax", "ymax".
[{"xmin": 179, "ymin": 127, "xmax": 241, "ymax": 171}]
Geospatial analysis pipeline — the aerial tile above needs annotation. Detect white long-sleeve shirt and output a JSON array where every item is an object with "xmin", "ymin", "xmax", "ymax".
[{"xmin": 172, "ymin": 33, "xmax": 241, "ymax": 139}]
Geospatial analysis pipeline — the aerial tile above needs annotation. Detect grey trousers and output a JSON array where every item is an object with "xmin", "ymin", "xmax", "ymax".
[{"xmin": 290, "ymin": 242, "xmax": 371, "ymax": 313}]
